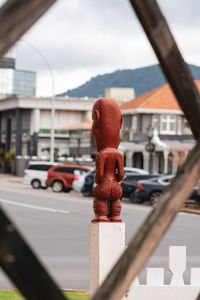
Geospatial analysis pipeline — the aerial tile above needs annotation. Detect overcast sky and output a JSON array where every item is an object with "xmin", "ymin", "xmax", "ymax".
[{"xmin": 5, "ymin": 0, "xmax": 200, "ymax": 96}]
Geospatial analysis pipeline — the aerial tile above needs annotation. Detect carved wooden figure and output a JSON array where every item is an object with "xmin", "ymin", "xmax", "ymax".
[{"xmin": 91, "ymin": 98, "xmax": 124, "ymax": 222}]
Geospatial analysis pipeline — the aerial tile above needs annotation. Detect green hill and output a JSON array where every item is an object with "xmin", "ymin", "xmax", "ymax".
[{"xmin": 57, "ymin": 64, "xmax": 200, "ymax": 98}]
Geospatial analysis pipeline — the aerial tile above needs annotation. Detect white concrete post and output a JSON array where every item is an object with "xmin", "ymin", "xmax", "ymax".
[
  {"xmin": 127, "ymin": 246, "xmax": 200, "ymax": 300},
  {"xmin": 89, "ymin": 222, "xmax": 125, "ymax": 297},
  {"xmin": 126, "ymin": 151, "xmax": 133, "ymax": 167},
  {"xmin": 169, "ymin": 246, "xmax": 186, "ymax": 285},
  {"xmin": 30, "ymin": 108, "xmax": 40, "ymax": 134}
]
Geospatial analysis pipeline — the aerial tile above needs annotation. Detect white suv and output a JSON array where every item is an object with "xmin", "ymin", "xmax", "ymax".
[{"xmin": 23, "ymin": 161, "xmax": 58, "ymax": 189}]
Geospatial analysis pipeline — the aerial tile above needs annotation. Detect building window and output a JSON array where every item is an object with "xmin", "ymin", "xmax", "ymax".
[
  {"xmin": 169, "ymin": 121, "xmax": 175, "ymax": 131},
  {"xmin": 177, "ymin": 116, "xmax": 182, "ymax": 135},
  {"xmin": 131, "ymin": 115, "xmax": 137, "ymax": 132},
  {"xmin": 152, "ymin": 115, "xmax": 159, "ymax": 129},
  {"xmin": 160, "ymin": 115, "xmax": 176, "ymax": 134},
  {"xmin": 132, "ymin": 152, "xmax": 144, "ymax": 169},
  {"xmin": 129, "ymin": 115, "xmax": 137, "ymax": 141}
]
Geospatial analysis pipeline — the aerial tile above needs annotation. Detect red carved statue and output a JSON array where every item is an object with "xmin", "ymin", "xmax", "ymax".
[{"xmin": 91, "ymin": 98, "xmax": 124, "ymax": 223}]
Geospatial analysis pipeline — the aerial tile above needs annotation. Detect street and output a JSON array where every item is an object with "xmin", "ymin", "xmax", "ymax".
[{"xmin": 0, "ymin": 178, "xmax": 199, "ymax": 291}]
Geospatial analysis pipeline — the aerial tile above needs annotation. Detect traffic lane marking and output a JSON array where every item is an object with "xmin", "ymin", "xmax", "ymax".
[{"xmin": 0, "ymin": 198, "xmax": 70, "ymax": 214}]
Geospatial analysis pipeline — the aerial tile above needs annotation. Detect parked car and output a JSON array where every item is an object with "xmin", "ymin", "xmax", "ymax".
[
  {"xmin": 46, "ymin": 164, "xmax": 91, "ymax": 192},
  {"xmin": 23, "ymin": 161, "xmax": 59, "ymax": 189},
  {"xmin": 133, "ymin": 175, "xmax": 200, "ymax": 205},
  {"xmin": 81, "ymin": 168, "xmax": 96, "ymax": 196},
  {"xmin": 81, "ymin": 167, "xmax": 149, "ymax": 197},
  {"xmin": 72, "ymin": 168, "xmax": 93, "ymax": 192},
  {"xmin": 121, "ymin": 173, "xmax": 161, "ymax": 201},
  {"xmin": 121, "ymin": 167, "xmax": 149, "ymax": 175},
  {"xmin": 131, "ymin": 175, "xmax": 173, "ymax": 204}
]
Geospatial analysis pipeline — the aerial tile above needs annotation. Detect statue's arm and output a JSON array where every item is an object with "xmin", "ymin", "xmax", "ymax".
[
  {"xmin": 117, "ymin": 153, "xmax": 124, "ymax": 182},
  {"xmin": 95, "ymin": 153, "xmax": 104, "ymax": 183}
]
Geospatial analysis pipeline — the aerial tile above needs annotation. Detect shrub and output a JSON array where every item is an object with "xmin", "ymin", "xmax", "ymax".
[{"xmin": 6, "ymin": 149, "xmax": 15, "ymax": 169}]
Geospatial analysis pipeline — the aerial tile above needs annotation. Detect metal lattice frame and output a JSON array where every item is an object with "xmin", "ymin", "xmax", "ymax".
[
  {"xmin": 92, "ymin": 0, "xmax": 200, "ymax": 299},
  {"xmin": 0, "ymin": 208, "xmax": 67, "ymax": 300},
  {"xmin": 0, "ymin": 1, "xmax": 69, "ymax": 299},
  {"xmin": 0, "ymin": 1, "xmax": 200, "ymax": 300}
]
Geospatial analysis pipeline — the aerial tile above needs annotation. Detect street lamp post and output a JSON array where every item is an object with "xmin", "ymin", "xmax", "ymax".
[
  {"xmin": 146, "ymin": 124, "xmax": 155, "ymax": 174},
  {"xmin": 76, "ymin": 129, "xmax": 82, "ymax": 160},
  {"xmin": 18, "ymin": 40, "xmax": 55, "ymax": 162},
  {"xmin": 148, "ymin": 136, "xmax": 153, "ymax": 174},
  {"xmin": 50, "ymin": 79, "xmax": 55, "ymax": 163}
]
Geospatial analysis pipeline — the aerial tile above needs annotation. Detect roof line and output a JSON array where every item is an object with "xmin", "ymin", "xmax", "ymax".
[
  {"xmin": 122, "ymin": 108, "xmax": 183, "ymax": 114},
  {"xmin": 139, "ymin": 84, "xmax": 168, "ymax": 108}
]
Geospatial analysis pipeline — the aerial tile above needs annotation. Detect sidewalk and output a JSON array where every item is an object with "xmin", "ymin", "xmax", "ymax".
[
  {"xmin": 181, "ymin": 205, "xmax": 200, "ymax": 215},
  {"xmin": 0, "ymin": 174, "xmax": 23, "ymax": 183},
  {"xmin": 8, "ymin": 176, "xmax": 23, "ymax": 183}
]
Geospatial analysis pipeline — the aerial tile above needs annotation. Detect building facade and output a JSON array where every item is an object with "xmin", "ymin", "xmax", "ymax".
[
  {"xmin": 1, "ymin": 82, "xmax": 195, "ymax": 175},
  {"xmin": 0, "ymin": 88, "xmax": 133, "ymax": 173},
  {"xmin": 120, "ymin": 83, "xmax": 196, "ymax": 174},
  {"xmin": 0, "ymin": 96, "xmax": 97, "ymax": 164}
]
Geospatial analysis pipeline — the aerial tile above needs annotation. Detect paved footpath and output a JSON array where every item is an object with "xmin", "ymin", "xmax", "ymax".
[{"xmin": 0, "ymin": 174, "xmax": 23, "ymax": 183}]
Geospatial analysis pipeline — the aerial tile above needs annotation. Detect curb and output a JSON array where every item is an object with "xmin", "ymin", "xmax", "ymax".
[
  {"xmin": 8, "ymin": 178, "xmax": 23, "ymax": 183},
  {"xmin": 0, "ymin": 174, "xmax": 23, "ymax": 183},
  {"xmin": 181, "ymin": 207, "xmax": 200, "ymax": 215}
]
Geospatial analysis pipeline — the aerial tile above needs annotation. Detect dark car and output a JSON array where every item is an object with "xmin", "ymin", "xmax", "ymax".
[
  {"xmin": 133, "ymin": 175, "xmax": 200, "ymax": 205},
  {"xmin": 46, "ymin": 164, "xmax": 91, "ymax": 192},
  {"xmin": 81, "ymin": 168, "xmax": 96, "ymax": 196},
  {"xmin": 81, "ymin": 167, "xmax": 149, "ymax": 197},
  {"xmin": 121, "ymin": 174, "xmax": 161, "ymax": 201}
]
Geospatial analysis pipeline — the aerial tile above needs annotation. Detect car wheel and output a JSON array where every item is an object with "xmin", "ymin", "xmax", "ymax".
[
  {"xmin": 149, "ymin": 191, "xmax": 161, "ymax": 205},
  {"xmin": 31, "ymin": 179, "xmax": 41, "ymax": 189},
  {"xmin": 129, "ymin": 190, "xmax": 142, "ymax": 204},
  {"xmin": 52, "ymin": 181, "xmax": 64, "ymax": 193},
  {"xmin": 82, "ymin": 191, "xmax": 92, "ymax": 197}
]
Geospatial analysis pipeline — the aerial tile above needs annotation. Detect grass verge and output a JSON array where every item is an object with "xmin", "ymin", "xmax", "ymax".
[{"xmin": 0, "ymin": 290, "xmax": 89, "ymax": 300}]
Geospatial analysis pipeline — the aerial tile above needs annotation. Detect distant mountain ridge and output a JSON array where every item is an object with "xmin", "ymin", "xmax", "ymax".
[{"xmin": 57, "ymin": 64, "xmax": 200, "ymax": 98}]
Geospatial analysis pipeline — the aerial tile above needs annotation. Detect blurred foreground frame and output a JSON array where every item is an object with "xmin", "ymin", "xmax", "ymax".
[
  {"xmin": 0, "ymin": 0, "xmax": 68, "ymax": 299},
  {"xmin": 0, "ymin": 1, "xmax": 200, "ymax": 300},
  {"xmin": 92, "ymin": 1, "xmax": 200, "ymax": 300}
]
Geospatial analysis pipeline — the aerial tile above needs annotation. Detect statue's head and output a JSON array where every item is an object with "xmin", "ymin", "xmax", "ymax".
[{"xmin": 92, "ymin": 98, "xmax": 122, "ymax": 151}]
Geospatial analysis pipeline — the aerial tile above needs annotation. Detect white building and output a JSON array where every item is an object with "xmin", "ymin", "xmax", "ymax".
[
  {"xmin": 0, "ymin": 95, "xmax": 98, "ymax": 162},
  {"xmin": 120, "ymin": 83, "xmax": 196, "ymax": 174},
  {"xmin": 105, "ymin": 87, "xmax": 134, "ymax": 102}
]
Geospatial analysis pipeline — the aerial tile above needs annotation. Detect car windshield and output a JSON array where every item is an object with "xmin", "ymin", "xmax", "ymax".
[
  {"xmin": 144, "ymin": 177, "xmax": 160, "ymax": 183},
  {"xmin": 27, "ymin": 164, "xmax": 53, "ymax": 171},
  {"xmin": 158, "ymin": 176, "xmax": 174, "ymax": 184}
]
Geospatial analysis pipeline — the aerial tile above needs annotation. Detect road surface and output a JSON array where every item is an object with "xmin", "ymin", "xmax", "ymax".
[{"xmin": 0, "ymin": 178, "xmax": 199, "ymax": 290}]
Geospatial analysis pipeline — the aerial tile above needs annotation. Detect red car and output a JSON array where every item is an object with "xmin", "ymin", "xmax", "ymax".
[{"xmin": 46, "ymin": 164, "xmax": 92, "ymax": 192}]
